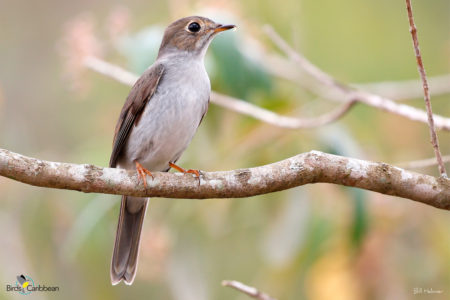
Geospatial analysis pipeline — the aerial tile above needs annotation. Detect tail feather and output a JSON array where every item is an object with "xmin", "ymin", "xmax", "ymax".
[{"xmin": 111, "ymin": 196, "xmax": 148, "ymax": 285}]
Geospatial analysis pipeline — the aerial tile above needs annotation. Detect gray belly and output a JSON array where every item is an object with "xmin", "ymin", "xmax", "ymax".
[{"xmin": 117, "ymin": 75, "xmax": 209, "ymax": 172}]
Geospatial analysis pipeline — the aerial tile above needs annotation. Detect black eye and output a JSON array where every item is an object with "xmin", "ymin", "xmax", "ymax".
[{"xmin": 188, "ymin": 22, "xmax": 201, "ymax": 33}]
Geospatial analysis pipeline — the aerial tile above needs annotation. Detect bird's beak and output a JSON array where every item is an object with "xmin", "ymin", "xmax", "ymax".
[{"xmin": 213, "ymin": 24, "xmax": 236, "ymax": 33}]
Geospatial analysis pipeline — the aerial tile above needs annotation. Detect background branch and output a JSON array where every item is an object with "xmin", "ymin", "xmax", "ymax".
[
  {"xmin": 396, "ymin": 155, "xmax": 450, "ymax": 170},
  {"xmin": 405, "ymin": 0, "xmax": 447, "ymax": 177},
  {"xmin": 1, "ymin": 148, "xmax": 448, "ymax": 209},
  {"xmin": 356, "ymin": 74, "xmax": 450, "ymax": 100},
  {"xmin": 263, "ymin": 26, "xmax": 450, "ymax": 131},
  {"xmin": 210, "ymin": 92, "xmax": 356, "ymax": 129},
  {"xmin": 222, "ymin": 280, "xmax": 277, "ymax": 300},
  {"xmin": 262, "ymin": 53, "xmax": 450, "ymax": 100}
]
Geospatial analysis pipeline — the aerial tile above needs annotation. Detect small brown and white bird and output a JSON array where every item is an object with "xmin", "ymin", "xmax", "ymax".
[{"xmin": 109, "ymin": 16, "xmax": 235, "ymax": 285}]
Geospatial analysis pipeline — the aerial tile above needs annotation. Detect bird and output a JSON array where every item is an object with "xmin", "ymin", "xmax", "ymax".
[{"xmin": 109, "ymin": 16, "xmax": 235, "ymax": 285}]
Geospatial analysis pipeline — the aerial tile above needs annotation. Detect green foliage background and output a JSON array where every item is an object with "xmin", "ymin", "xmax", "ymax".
[{"xmin": 0, "ymin": 0, "xmax": 449, "ymax": 299}]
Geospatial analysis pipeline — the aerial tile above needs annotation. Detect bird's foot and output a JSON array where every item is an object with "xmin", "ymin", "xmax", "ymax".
[
  {"xmin": 135, "ymin": 161, "xmax": 154, "ymax": 188},
  {"xmin": 169, "ymin": 162, "xmax": 201, "ymax": 185}
]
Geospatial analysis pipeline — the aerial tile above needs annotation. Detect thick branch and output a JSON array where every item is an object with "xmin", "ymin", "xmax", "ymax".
[
  {"xmin": 405, "ymin": 0, "xmax": 447, "ymax": 177},
  {"xmin": 0, "ymin": 148, "xmax": 448, "ymax": 209}
]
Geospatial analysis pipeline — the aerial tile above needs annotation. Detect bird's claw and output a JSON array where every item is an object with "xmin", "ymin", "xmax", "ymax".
[
  {"xmin": 135, "ymin": 161, "xmax": 154, "ymax": 188},
  {"xmin": 169, "ymin": 162, "xmax": 202, "ymax": 186}
]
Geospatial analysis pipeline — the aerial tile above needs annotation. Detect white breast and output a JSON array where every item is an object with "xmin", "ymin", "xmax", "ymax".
[{"xmin": 118, "ymin": 53, "xmax": 210, "ymax": 172}]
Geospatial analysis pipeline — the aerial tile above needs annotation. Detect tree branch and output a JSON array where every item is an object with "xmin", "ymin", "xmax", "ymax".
[
  {"xmin": 1, "ymin": 148, "xmax": 448, "ymax": 209},
  {"xmin": 222, "ymin": 280, "xmax": 277, "ymax": 300},
  {"xmin": 210, "ymin": 92, "xmax": 356, "ymax": 129},
  {"xmin": 263, "ymin": 26, "xmax": 450, "ymax": 131},
  {"xmin": 405, "ymin": 0, "xmax": 447, "ymax": 177},
  {"xmin": 261, "ymin": 52, "xmax": 450, "ymax": 100},
  {"xmin": 356, "ymin": 74, "xmax": 450, "ymax": 100}
]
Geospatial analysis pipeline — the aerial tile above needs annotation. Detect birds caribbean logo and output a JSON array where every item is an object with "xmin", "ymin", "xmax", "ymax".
[{"xmin": 16, "ymin": 274, "xmax": 34, "ymax": 295}]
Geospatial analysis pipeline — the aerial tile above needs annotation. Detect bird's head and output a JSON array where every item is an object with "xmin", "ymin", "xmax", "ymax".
[{"xmin": 157, "ymin": 16, "xmax": 235, "ymax": 58}]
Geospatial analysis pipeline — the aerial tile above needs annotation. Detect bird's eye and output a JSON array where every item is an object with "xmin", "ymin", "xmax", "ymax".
[{"xmin": 187, "ymin": 22, "xmax": 201, "ymax": 33}]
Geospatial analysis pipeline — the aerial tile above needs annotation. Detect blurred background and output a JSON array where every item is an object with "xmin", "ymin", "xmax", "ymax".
[{"xmin": 0, "ymin": 0, "xmax": 449, "ymax": 299}]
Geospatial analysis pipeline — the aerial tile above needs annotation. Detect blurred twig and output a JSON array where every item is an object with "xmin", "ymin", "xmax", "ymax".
[
  {"xmin": 83, "ymin": 56, "xmax": 354, "ymax": 129},
  {"xmin": 263, "ymin": 26, "xmax": 450, "ymax": 131},
  {"xmin": 261, "ymin": 53, "xmax": 450, "ymax": 100},
  {"xmin": 356, "ymin": 74, "xmax": 450, "ymax": 100},
  {"xmin": 405, "ymin": 0, "xmax": 447, "ymax": 177},
  {"xmin": 1, "ymin": 148, "xmax": 449, "ymax": 210},
  {"xmin": 84, "ymin": 56, "xmax": 136, "ymax": 85},
  {"xmin": 211, "ymin": 92, "xmax": 356, "ymax": 128},
  {"xmin": 222, "ymin": 280, "xmax": 277, "ymax": 300},
  {"xmin": 396, "ymin": 155, "xmax": 450, "ymax": 170}
]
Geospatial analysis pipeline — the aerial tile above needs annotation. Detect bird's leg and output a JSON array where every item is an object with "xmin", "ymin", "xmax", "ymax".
[
  {"xmin": 169, "ymin": 162, "xmax": 201, "ymax": 184},
  {"xmin": 135, "ymin": 161, "xmax": 154, "ymax": 188}
]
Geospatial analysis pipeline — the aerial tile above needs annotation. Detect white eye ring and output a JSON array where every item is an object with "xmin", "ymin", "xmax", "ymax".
[{"xmin": 186, "ymin": 22, "xmax": 201, "ymax": 33}]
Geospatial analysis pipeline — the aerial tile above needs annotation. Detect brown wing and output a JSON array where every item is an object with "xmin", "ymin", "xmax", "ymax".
[{"xmin": 109, "ymin": 64, "xmax": 165, "ymax": 168}]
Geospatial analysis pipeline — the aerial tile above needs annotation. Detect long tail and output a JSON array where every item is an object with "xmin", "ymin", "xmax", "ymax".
[{"xmin": 111, "ymin": 196, "xmax": 148, "ymax": 285}]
